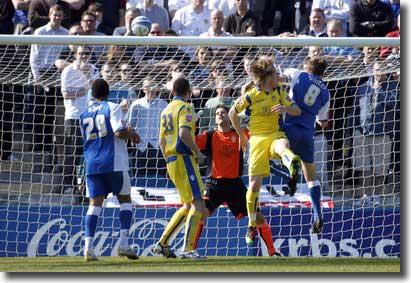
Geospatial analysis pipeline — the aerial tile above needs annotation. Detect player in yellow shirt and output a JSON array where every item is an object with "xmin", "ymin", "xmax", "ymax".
[
  {"xmin": 152, "ymin": 77, "xmax": 207, "ymax": 259},
  {"xmin": 229, "ymin": 56, "xmax": 302, "ymax": 245}
]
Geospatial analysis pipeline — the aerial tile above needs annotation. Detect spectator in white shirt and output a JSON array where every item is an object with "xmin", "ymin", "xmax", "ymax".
[
  {"xmin": 312, "ymin": 0, "xmax": 351, "ymax": 36},
  {"xmin": 61, "ymin": 45, "xmax": 99, "ymax": 194},
  {"xmin": 29, "ymin": 4, "xmax": 68, "ymax": 81},
  {"xmin": 127, "ymin": 77, "xmax": 168, "ymax": 177},
  {"xmin": 172, "ymin": 0, "xmax": 212, "ymax": 36}
]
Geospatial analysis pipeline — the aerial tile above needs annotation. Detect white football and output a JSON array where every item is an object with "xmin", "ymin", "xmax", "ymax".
[{"xmin": 131, "ymin": 16, "xmax": 152, "ymax": 36}]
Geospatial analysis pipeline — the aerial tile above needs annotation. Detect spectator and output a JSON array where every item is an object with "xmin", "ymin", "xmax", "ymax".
[
  {"xmin": 0, "ymin": 0, "xmax": 15, "ymax": 34},
  {"xmin": 200, "ymin": 9, "xmax": 231, "ymax": 37},
  {"xmin": 55, "ymin": 24, "xmax": 85, "ymax": 71},
  {"xmin": 105, "ymin": 45, "xmax": 131, "ymax": 66},
  {"xmin": 80, "ymin": 10, "xmax": 106, "ymax": 62},
  {"xmin": 223, "ymin": 0, "xmax": 261, "ymax": 36},
  {"xmin": 172, "ymin": 0, "xmax": 211, "ymax": 36},
  {"xmin": 28, "ymin": 4, "xmax": 68, "ymax": 156},
  {"xmin": 352, "ymin": 61, "xmax": 398, "ymax": 206},
  {"xmin": 300, "ymin": 8, "xmax": 327, "ymax": 37},
  {"xmin": 140, "ymin": 0, "xmax": 169, "ymax": 32},
  {"xmin": 87, "ymin": 2, "xmax": 113, "ymax": 35},
  {"xmin": 88, "ymin": 0, "xmax": 126, "ymax": 33},
  {"xmin": 127, "ymin": 77, "xmax": 168, "ymax": 177},
  {"xmin": 113, "ymin": 7, "xmax": 141, "ymax": 36},
  {"xmin": 111, "ymin": 63, "xmax": 137, "ymax": 108},
  {"xmin": 324, "ymin": 19, "xmax": 360, "ymax": 58},
  {"xmin": 349, "ymin": 0, "xmax": 394, "ymax": 37},
  {"xmin": 312, "ymin": 0, "xmax": 351, "ymax": 36},
  {"xmin": 28, "ymin": 0, "xmax": 71, "ymax": 30},
  {"xmin": 29, "ymin": 4, "xmax": 68, "ymax": 81},
  {"xmin": 199, "ymin": 76, "xmax": 234, "ymax": 131},
  {"xmin": 60, "ymin": 45, "xmax": 99, "ymax": 194},
  {"xmin": 167, "ymin": 0, "xmax": 190, "ymax": 18},
  {"xmin": 380, "ymin": 14, "xmax": 400, "ymax": 60}
]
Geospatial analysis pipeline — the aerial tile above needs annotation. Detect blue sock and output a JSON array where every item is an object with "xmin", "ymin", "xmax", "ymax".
[
  {"xmin": 85, "ymin": 206, "xmax": 102, "ymax": 238},
  {"xmin": 309, "ymin": 185, "xmax": 322, "ymax": 221},
  {"xmin": 120, "ymin": 203, "xmax": 132, "ymax": 230}
]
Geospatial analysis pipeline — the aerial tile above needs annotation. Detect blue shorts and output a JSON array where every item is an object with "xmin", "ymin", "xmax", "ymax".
[
  {"xmin": 283, "ymin": 124, "xmax": 315, "ymax": 163},
  {"xmin": 86, "ymin": 171, "xmax": 131, "ymax": 198}
]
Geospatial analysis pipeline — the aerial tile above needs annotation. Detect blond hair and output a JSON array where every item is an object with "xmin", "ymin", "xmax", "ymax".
[{"xmin": 251, "ymin": 56, "xmax": 276, "ymax": 85}]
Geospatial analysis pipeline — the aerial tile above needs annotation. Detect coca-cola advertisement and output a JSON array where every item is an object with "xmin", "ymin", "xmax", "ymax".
[{"xmin": 0, "ymin": 206, "xmax": 400, "ymax": 258}]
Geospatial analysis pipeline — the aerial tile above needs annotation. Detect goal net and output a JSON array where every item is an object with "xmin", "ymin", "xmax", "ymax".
[{"xmin": 0, "ymin": 36, "xmax": 400, "ymax": 258}]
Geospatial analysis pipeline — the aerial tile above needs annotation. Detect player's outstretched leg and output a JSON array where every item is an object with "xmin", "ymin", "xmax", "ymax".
[
  {"xmin": 84, "ymin": 205, "xmax": 102, "ymax": 261},
  {"xmin": 117, "ymin": 202, "xmax": 139, "ymax": 260}
]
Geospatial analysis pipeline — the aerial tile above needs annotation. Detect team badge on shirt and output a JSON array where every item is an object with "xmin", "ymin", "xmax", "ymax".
[
  {"xmin": 186, "ymin": 114, "xmax": 193, "ymax": 122},
  {"xmin": 231, "ymin": 135, "xmax": 236, "ymax": 141},
  {"xmin": 236, "ymin": 97, "xmax": 244, "ymax": 106}
]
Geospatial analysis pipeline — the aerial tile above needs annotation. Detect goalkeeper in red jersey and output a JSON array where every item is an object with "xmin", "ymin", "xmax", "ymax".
[{"xmin": 194, "ymin": 105, "xmax": 281, "ymax": 256}]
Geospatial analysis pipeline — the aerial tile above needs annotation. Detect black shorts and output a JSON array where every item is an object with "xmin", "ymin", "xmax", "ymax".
[{"xmin": 204, "ymin": 178, "xmax": 254, "ymax": 220}]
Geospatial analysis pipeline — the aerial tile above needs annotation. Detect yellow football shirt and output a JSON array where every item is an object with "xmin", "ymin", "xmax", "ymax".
[
  {"xmin": 159, "ymin": 96, "xmax": 196, "ymax": 157},
  {"xmin": 234, "ymin": 85, "xmax": 294, "ymax": 135}
]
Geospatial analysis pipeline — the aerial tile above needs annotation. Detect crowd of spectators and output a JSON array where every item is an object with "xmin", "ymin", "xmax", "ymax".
[{"xmin": 0, "ymin": 0, "xmax": 400, "ymax": 203}]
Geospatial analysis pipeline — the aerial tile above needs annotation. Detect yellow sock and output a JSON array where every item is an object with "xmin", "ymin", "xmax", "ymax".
[
  {"xmin": 159, "ymin": 207, "xmax": 188, "ymax": 246},
  {"xmin": 280, "ymin": 148, "xmax": 296, "ymax": 171},
  {"xmin": 182, "ymin": 210, "xmax": 202, "ymax": 252},
  {"xmin": 246, "ymin": 190, "xmax": 259, "ymax": 228}
]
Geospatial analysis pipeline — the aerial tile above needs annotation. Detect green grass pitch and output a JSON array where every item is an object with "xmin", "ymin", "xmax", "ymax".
[{"xmin": 0, "ymin": 256, "xmax": 400, "ymax": 272}]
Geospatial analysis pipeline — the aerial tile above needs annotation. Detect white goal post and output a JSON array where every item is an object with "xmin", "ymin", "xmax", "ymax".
[{"xmin": 0, "ymin": 35, "xmax": 400, "ymax": 258}]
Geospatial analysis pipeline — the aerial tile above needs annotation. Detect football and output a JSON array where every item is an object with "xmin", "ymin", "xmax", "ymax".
[{"xmin": 131, "ymin": 16, "xmax": 152, "ymax": 36}]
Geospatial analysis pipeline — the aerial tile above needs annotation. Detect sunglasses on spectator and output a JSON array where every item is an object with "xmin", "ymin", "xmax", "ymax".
[{"xmin": 150, "ymin": 31, "xmax": 161, "ymax": 35}]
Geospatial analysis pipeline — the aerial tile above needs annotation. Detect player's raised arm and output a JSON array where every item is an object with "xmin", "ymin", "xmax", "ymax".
[{"xmin": 229, "ymin": 105, "xmax": 248, "ymax": 152}]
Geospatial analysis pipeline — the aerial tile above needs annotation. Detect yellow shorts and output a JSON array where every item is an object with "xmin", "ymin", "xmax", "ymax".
[
  {"xmin": 248, "ymin": 132, "xmax": 288, "ymax": 177},
  {"xmin": 166, "ymin": 155, "xmax": 204, "ymax": 204}
]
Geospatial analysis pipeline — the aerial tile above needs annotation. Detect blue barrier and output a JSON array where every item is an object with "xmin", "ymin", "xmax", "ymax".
[{"xmin": 0, "ymin": 206, "xmax": 400, "ymax": 258}]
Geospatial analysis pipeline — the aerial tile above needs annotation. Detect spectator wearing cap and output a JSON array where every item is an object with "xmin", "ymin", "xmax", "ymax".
[
  {"xmin": 349, "ymin": 0, "xmax": 394, "ymax": 37},
  {"xmin": 312, "ymin": 0, "xmax": 351, "ymax": 36}
]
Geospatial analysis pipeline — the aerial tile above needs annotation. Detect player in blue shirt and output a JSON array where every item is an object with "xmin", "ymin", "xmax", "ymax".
[
  {"xmin": 80, "ymin": 79, "xmax": 141, "ymax": 261},
  {"xmin": 282, "ymin": 57, "xmax": 330, "ymax": 234}
]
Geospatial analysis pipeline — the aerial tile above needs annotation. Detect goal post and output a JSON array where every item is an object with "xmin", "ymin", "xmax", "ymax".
[{"xmin": 0, "ymin": 35, "xmax": 400, "ymax": 258}]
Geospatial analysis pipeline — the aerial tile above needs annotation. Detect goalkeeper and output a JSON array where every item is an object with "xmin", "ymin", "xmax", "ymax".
[
  {"xmin": 229, "ymin": 56, "xmax": 302, "ymax": 245},
  {"xmin": 194, "ymin": 105, "xmax": 281, "ymax": 256}
]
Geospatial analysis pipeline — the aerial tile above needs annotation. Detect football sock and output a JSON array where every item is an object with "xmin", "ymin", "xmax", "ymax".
[
  {"xmin": 192, "ymin": 220, "xmax": 205, "ymax": 250},
  {"xmin": 308, "ymin": 180, "xmax": 322, "ymax": 221},
  {"xmin": 159, "ymin": 207, "xmax": 188, "ymax": 246},
  {"xmin": 182, "ymin": 209, "xmax": 202, "ymax": 252},
  {"xmin": 119, "ymin": 203, "xmax": 132, "ymax": 249},
  {"xmin": 246, "ymin": 190, "xmax": 259, "ymax": 228},
  {"xmin": 84, "ymin": 206, "xmax": 102, "ymax": 250},
  {"xmin": 257, "ymin": 220, "xmax": 276, "ymax": 256},
  {"xmin": 280, "ymin": 148, "xmax": 296, "ymax": 171}
]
